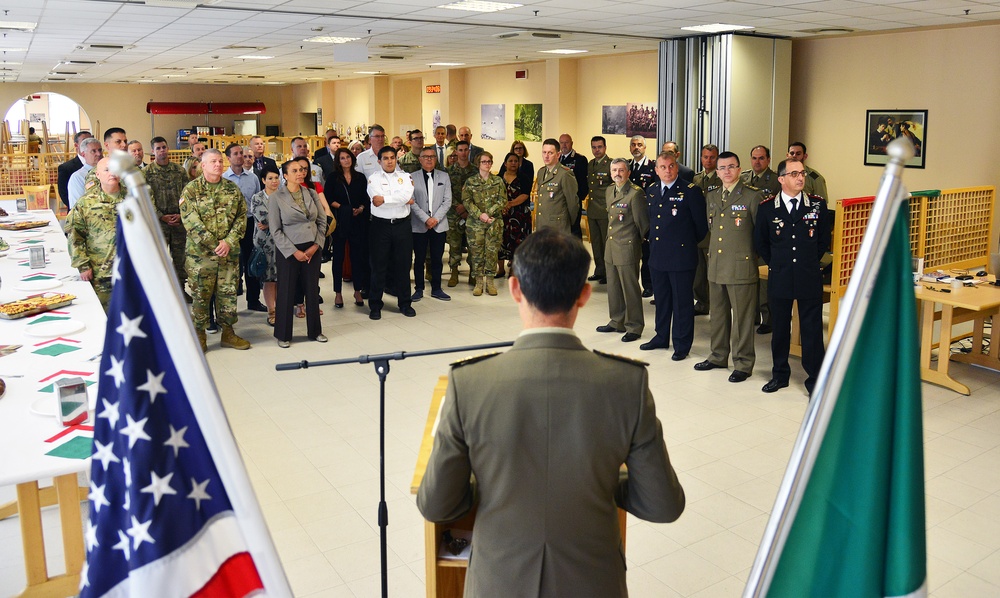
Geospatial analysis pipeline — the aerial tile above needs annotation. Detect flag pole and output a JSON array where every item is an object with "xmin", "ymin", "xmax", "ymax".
[
  {"xmin": 107, "ymin": 151, "xmax": 293, "ymax": 596},
  {"xmin": 743, "ymin": 137, "xmax": 917, "ymax": 598}
]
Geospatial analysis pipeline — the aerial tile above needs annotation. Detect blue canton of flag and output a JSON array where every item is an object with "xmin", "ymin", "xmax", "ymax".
[{"xmin": 81, "ymin": 215, "xmax": 265, "ymax": 597}]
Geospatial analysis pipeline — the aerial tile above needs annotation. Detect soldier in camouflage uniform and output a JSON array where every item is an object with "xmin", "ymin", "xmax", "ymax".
[
  {"xmin": 179, "ymin": 149, "xmax": 250, "ymax": 352},
  {"xmin": 145, "ymin": 136, "xmax": 191, "ymax": 301},
  {"xmin": 463, "ymin": 152, "xmax": 507, "ymax": 296},
  {"xmin": 446, "ymin": 140, "xmax": 478, "ymax": 287},
  {"xmin": 398, "ymin": 129, "xmax": 424, "ymax": 174},
  {"xmin": 66, "ymin": 157, "xmax": 127, "ymax": 311}
]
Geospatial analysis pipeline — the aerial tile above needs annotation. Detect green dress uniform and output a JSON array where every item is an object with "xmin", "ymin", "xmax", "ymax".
[
  {"xmin": 446, "ymin": 162, "xmax": 478, "ymax": 276},
  {"xmin": 587, "ymin": 155, "xmax": 613, "ymax": 279},
  {"xmin": 803, "ymin": 165, "xmax": 829, "ymax": 201},
  {"xmin": 692, "ymin": 170, "xmax": 721, "ymax": 314},
  {"xmin": 605, "ymin": 181, "xmax": 649, "ymax": 335},
  {"xmin": 144, "ymin": 160, "xmax": 190, "ymax": 289},
  {"xmin": 463, "ymin": 174, "xmax": 507, "ymax": 281},
  {"xmin": 741, "ymin": 167, "xmax": 781, "ymax": 327},
  {"xmin": 705, "ymin": 181, "xmax": 763, "ymax": 375},
  {"xmin": 398, "ymin": 149, "xmax": 421, "ymax": 174},
  {"xmin": 66, "ymin": 185, "xmax": 127, "ymax": 310},
  {"xmin": 534, "ymin": 163, "xmax": 579, "ymax": 235},
  {"xmin": 179, "ymin": 175, "xmax": 247, "ymax": 331}
]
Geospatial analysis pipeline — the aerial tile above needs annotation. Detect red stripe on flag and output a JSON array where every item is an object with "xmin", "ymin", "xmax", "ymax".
[{"xmin": 191, "ymin": 552, "xmax": 263, "ymax": 598}]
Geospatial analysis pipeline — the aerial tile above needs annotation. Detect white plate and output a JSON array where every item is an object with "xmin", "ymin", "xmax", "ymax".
[
  {"xmin": 16, "ymin": 279, "xmax": 62, "ymax": 292},
  {"xmin": 23, "ymin": 319, "xmax": 86, "ymax": 337},
  {"xmin": 12, "ymin": 231, "xmax": 44, "ymax": 239}
]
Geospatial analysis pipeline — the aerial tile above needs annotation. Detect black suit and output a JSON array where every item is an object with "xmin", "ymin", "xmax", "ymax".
[
  {"xmin": 252, "ymin": 155, "xmax": 278, "ymax": 179},
  {"xmin": 316, "ymin": 153, "xmax": 337, "ymax": 182},
  {"xmin": 677, "ymin": 162, "xmax": 695, "ymax": 184},
  {"xmin": 629, "ymin": 157, "xmax": 657, "ymax": 292},
  {"xmin": 754, "ymin": 193, "xmax": 831, "ymax": 391},
  {"xmin": 646, "ymin": 180, "xmax": 708, "ymax": 353},
  {"xmin": 57, "ymin": 155, "xmax": 83, "ymax": 210},
  {"xmin": 560, "ymin": 151, "xmax": 588, "ymax": 237}
]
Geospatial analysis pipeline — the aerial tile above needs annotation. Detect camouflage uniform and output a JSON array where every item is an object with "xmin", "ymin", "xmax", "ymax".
[
  {"xmin": 180, "ymin": 176, "xmax": 246, "ymax": 330},
  {"xmin": 446, "ymin": 162, "xmax": 477, "ymax": 272},
  {"xmin": 144, "ymin": 161, "xmax": 189, "ymax": 287},
  {"xmin": 463, "ymin": 174, "xmax": 507, "ymax": 279},
  {"xmin": 398, "ymin": 150, "xmax": 422, "ymax": 174},
  {"xmin": 66, "ymin": 185, "xmax": 127, "ymax": 310}
]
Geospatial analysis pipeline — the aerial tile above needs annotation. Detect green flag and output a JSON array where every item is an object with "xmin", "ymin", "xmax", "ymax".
[{"xmin": 768, "ymin": 205, "xmax": 926, "ymax": 597}]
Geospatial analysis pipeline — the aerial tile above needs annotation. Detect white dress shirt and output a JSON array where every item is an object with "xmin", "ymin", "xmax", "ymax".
[{"xmin": 367, "ymin": 168, "xmax": 414, "ymax": 220}]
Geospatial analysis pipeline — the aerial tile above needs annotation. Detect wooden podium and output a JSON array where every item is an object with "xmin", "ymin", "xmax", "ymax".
[{"xmin": 411, "ymin": 376, "xmax": 627, "ymax": 598}]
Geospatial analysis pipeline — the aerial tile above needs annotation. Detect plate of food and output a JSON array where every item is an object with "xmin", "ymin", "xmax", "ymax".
[
  {"xmin": 0, "ymin": 292, "xmax": 76, "ymax": 319},
  {"xmin": 23, "ymin": 319, "xmax": 85, "ymax": 337},
  {"xmin": 0, "ymin": 220, "xmax": 49, "ymax": 231}
]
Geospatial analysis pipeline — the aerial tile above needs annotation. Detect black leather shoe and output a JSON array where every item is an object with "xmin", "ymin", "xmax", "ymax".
[
  {"xmin": 247, "ymin": 302, "xmax": 267, "ymax": 312},
  {"xmin": 805, "ymin": 381, "xmax": 816, "ymax": 395},
  {"xmin": 622, "ymin": 332, "xmax": 641, "ymax": 342},
  {"xmin": 640, "ymin": 341, "xmax": 668, "ymax": 351},
  {"xmin": 694, "ymin": 360, "xmax": 724, "ymax": 371},
  {"xmin": 401, "ymin": 306, "xmax": 417, "ymax": 317},
  {"xmin": 411, "ymin": 289, "xmax": 423, "ymax": 302},
  {"xmin": 641, "ymin": 289, "xmax": 653, "ymax": 298},
  {"xmin": 369, "ymin": 310, "xmax": 381, "ymax": 320},
  {"xmin": 756, "ymin": 324, "xmax": 772, "ymax": 334},
  {"xmin": 431, "ymin": 289, "xmax": 451, "ymax": 301},
  {"xmin": 729, "ymin": 371, "xmax": 750, "ymax": 383},
  {"xmin": 588, "ymin": 274, "xmax": 603, "ymax": 281},
  {"xmin": 671, "ymin": 352, "xmax": 688, "ymax": 361},
  {"xmin": 596, "ymin": 325, "xmax": 621, "ymax": 333},
  {"xmin": 762, "ymin": 379, "xmax": 789, "ymax": 393}
]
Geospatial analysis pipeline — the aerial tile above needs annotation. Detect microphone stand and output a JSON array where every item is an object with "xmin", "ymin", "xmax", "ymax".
[{"xmin": 275, "ymin": 340, "xmax": 515, "ymax": 598}]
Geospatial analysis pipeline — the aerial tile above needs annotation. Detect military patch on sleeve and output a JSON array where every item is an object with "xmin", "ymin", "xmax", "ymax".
[
  {"xmin": 593, "ymin": 350, "xmax": 648, "ymax": 367},
  {"xmin": 450, "ymin": 351, "xmax": 502, "ymax": 368}
]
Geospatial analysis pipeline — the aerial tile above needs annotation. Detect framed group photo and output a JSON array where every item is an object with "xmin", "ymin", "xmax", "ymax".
[{"xmin": 864, "ymin": 109, "xmax": 927, "ymax": 168}]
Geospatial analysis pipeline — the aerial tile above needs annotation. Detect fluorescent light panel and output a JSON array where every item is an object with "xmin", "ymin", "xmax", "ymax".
[
  {"xmin": 438, "ymin": 1, "xmax": 522, "ymax": 13},
  {"xmin": 428, "ymin": 62, "xmax": 465, "ymax": 66},
  {"xmin": 355, "ymin": 70, "xmax": 381, "ymax": 74},
  {"xmin": 681, "ymin": 23, "xmax": 754, "ymax": 33},
  {"xmin": 236, "ymin": 55, "xmax": 273, "ymax": 60},
  {"xmin": 539, "ymin": 49, "xmax": 587, "ymax": 54},
  {"xmin": 304, "ymin": 36, "xmax": 360, "ymax": 44},
  {"xmin": 0, "ymin": 21, "xmax": 37, "ymax": 31}
]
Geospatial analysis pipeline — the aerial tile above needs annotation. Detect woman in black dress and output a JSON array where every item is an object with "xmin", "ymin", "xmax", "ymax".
[
  {"xmin": 498, "ymin": 152, "xmax": 531, "ymax": 277},
  {"xmin": 325, "ymin": 148, "xmax": 371, "ymax": 307}
]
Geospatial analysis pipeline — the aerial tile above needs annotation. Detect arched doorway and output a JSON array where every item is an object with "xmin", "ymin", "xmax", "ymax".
[{"xmin": 3, "ymin": 92, "xmax": 92, "ymax": 149}]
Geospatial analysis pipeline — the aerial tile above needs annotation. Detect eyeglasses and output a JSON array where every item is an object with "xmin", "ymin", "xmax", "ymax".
[
  {"xmin": 420, "ymin": 154, "xmax": 436, "ymax": 159},
  {"xmin": 480, "ymin": 160, "xmax": 493, "ymax": 164},
  {"xmin": 717, "ymin": 165, "xmax": 740, "ymax": 172},
  {"xmin": 780, "ymin": 170, "xmax": 807, "ymax": 178},
  {"xmin": 412, "ymin": 136, "xmax": 424, "ymax": 140}
]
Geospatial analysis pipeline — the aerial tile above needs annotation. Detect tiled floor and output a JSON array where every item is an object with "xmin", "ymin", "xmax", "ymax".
[{"xmin": 3, "ymin": 262, "xmax": 1000, "ymax": 597}]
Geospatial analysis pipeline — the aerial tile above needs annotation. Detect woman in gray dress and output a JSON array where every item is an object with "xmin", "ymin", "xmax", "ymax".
[{"xmin": 250, "ymin": 165, "xmax": 281, "ymax": 325}]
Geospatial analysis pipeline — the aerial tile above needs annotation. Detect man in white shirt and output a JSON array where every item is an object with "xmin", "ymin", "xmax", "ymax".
[
  {"xmin": 367, "ymin": 146, "xmax": 416, "ymax": 320},
  {"xmin": 357, "ymin": 124, "xmax": 388, "ymax": 178},
  {"xmin": 223, "ymin": 143, "xmax": 265, "ymax": 312},
  {"xmin": 68, "ymin": 138, "xmax": 103, "ymax": 210}
]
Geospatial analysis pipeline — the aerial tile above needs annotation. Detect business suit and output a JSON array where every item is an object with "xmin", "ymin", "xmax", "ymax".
[
  {"xmin": 534, "ymin": 164, "xmax": 579, "ymax": 235},
  {"xmin": 57, "ymin": 155, "xmax": 84, "ymax": 210},
  {"xmin": 410, "ymin": 168, "xmax": 451, "ymax": 293},
  {"xmin": 755, "ymin": 193, "xmax": 830, "ymax": 392},
  {"xmin": 316, "ymin": 153, "xmax": 337, "ymax": 182},
  {"xmin": 560, "ymin": 151, "xmax": 589, "ymax": 237},
  {"xmin": 677, "ymin": 162, "xmax": 695, "ymax": 184},
  {"xmin": 705, "ymin": 181, "xmax": 762, "ymax": 374},
  {"xmin": 417, "ymin": 331, "xmax": 685, "ymax": 598},
  {"xmin": 605, "ymin": 181, "xmax": 649, "ymax": 335},
  {"xmin": 251, "ymin": 155, "xmax": 278, "ymax": 179},
  {"xmin": 587, "ymin": 155, "xmax": 613, "ymax": 279},
  {"xmin": 646, "ymin": 180, "xmax": 708, "ymax": 354},
  {"xmin": 468, "ymin": 143, "xmax": 484, "ymax": 165}
]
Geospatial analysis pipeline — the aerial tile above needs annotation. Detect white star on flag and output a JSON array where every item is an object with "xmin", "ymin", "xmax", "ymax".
[
  {"xmin": 188, "ymin": 478, "xmax": 212, "ymax": 510},
  {"xmin": 137, "ymin": 369, "xmax": 167, "ymax": 404},
  {"xmin": 115, "ymin": 313, "xmax": 147, "ymax": 347},
  {"xmin": 112, "ymin": 529, "xmax": 131, "ymax": 561},
  {"xmin": 97, "ymin": 397, "xmax": 120, "ymax": 427},
  {"xmin": 120, "ymin": 414, "xmax": 151, "ymax": 449},
  {"xmin": 86, "ymin": 520, "xmax": 99, "ymax": 552},
  {"xmin": 140, "ymin": 470, "xmax": 177, "ymax": 506},
  {"xmin": 104, "ymin": 356, "xmax": 126, "ymax": 389},
  {"xmin": 164, "ymin": 425, "xmax": 189, "ymax": 457},
  {"xmin": 123, "ymin": 456, "xmax": 131, "ymax": 487},
  {"xmin": 126, "ymin": 516, "xmax": 155, "ymax": 550},
  {"xmin": 92, "ymin": 439, "xmax": 120, "ymax": 471},
  {"xmin": 111, "ymin": 254, "xmax": 122, "ymax": 285},
  {"xmin": 89, "ymin": 482, "xmax": 111, "ymax": 514},
  {"xmin": 79, "ymin": 562, "xmax": 89, "ymax": 590}
]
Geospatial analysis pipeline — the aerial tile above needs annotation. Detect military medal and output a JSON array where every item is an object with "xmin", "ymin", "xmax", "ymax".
[
  {"xmin": 671, "ymin": 207, "xmax": 677, "ymax": 216},
  {"xmin": 735, "ymin": 217, "xmax": 741, "ymax": 227},
  {"xmin": 619, "ymin": 213, "xmax": 624, "ymax": 222},
  {"xmin": 809, "ymin": 228, "xmax": 814, "ymax": 237}
]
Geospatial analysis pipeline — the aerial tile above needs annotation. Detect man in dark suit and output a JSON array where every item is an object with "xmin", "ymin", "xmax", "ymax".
[
  {"xmin": 559, "ymin": 134, "xmax": 589, "ymax": 238},
  {"xmin": 57, "ymin": 130, "xmax": 92, "ymax": 210},
  {"xmin": 458, "ymin": 126, "xmax": 483, "ymax": 165},
  {"xmin": 313, "ymin": 128, "xmax": 337, "ymax": 161},
  {"xmin": 641, "ymin": 152, "xmax": 708, "ymax": 360},
  {"xmin": 249, "ymin": 135, "xmax": 278, "ymax": 179},
  {"xmin": 661, "ymin": 140, "xmax": 695, "ymax": 183},
  {"xmin": 315, "ymin": 134, "xmax": 342, "ymax": 181},
  {"xmin": 418, "ymin": 228, "xmax": 685, "ymax": 597},
  {"xmin": 628, "ymin": 135, "xmax": 657, "ymax": 298},
  {"xmin": 409, "ymin": 148, "xmax": 452, "ymax": 302},
  {"xmin": 754, "ymin": 159, "xmax": 831, "ymax": 395}
]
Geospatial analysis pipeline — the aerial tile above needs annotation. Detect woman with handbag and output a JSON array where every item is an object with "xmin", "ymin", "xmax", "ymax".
[
  {"xmin": 250, "ymin": 165, "xmax": 281, "ymax": 325},
  {"xmin": 269, "ymin": 159, "xmax": 329, "ymax": 348},
  {"xmin": 326, "ymin": 148, "xmax": 371, "ymax": 307}
]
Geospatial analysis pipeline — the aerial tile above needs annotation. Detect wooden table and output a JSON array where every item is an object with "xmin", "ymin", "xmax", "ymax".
[{"xmin": 915, "ymin": 280, "xmax": 1000, "ymax": 395}]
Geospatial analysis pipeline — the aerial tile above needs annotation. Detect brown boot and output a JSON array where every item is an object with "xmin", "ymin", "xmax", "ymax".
[
  {"xmin": 448, "ymin": 270, "xmax": 459, "ymax": 287},
  {"xmin": 473, "ymin": 277, "xmax": 484, "ymax": 296},
  {"xmin": 468, "ymin": 273, "xmax": 476, "ymax": 286},
  {"xmin": 220, "ymin": 325, "xmax": 251, "ymax": 350},
  {"xmin": 485, "ymin": 277, "xmax": 498, "ymax": 296},
  {"xmin": 196, "ymin": 328, "xmax": 207, "ymax": 352}
]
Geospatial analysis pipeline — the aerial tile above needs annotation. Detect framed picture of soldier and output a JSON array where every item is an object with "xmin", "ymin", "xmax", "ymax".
[
  {"xmin": 864, "ymin": 109, "xmax": 926, "ymax": 168},
  {"xmin": 514, "ymin": 104, "xmax": 542, "ymax": 142},
  {"xmin": 625, "ymin": 103, "xmax": 657, "ymax": 138}
]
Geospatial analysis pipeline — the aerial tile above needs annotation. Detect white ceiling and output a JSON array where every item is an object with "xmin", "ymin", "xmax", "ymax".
[{"xmin": 1, "ymin": 0, "xmax": 999, "ymax": 85}]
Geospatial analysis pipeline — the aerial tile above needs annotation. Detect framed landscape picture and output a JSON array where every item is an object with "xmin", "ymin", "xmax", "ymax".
[{"xmin": 864, "ymin": 109, "xmax": 927, "ymax": 168}]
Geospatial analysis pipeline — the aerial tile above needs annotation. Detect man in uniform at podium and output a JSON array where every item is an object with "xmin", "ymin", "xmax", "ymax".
[{"xmin": 417, "ymin": 228, "xmax": 685, "ymax": 597}]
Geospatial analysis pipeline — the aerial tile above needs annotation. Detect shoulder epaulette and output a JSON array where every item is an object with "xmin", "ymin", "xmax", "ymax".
[
  {"xmin": 684, "ymin": 182, "xmax": 697, "ymax": 189},
  {"xmin": 808, "ymin": 170, "xmax": 820, "ymax": 179},
  {"xmin": 806, "ymin": 193, "xmax": 826, "ymax": 201},
  {"xmin": 743, "ymin": 183, "xmax": 760, "ymax": 192},
  {"xmin": 450, "ymin": 352, "xmax": 502, "ymax": 368},
  {"xmin": 593, "ymin": 350, "xmax": 648, "ymax": 367}
]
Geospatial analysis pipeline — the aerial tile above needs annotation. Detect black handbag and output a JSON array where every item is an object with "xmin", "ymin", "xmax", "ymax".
[{"xmin": 248, "ymin": 246, "xmax": 268, "ymax": 278}]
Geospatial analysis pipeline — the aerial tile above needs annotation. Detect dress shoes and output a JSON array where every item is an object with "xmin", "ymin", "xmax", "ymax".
[
  {"xmin": 622, "ymin": 332, "xmax": 641, "ymax": 343},
  {"xmin": 694, "ymin": 360, "xmax": 724, "ymax": 371},
  {"xmin": 596, "ymin": 325, "xmax": 622, "ymax": 333},
  {"xmin": 312, "ymin": 334, "xmax": 329, "ymax": 343},
  {"xmin": 247, "ymin": 301, "xmax": 268, "ymax": 312},
  {"xmin": 431, "ymin": 289, "xmax": 451, "ymax": 301},
  {"xmin": 641, "ymin": 289, "xmax": 653, "ymax": 298},
  {"xmin": 401, "ymin": 306, "xmax": 417, "ymax": 317},
  {"xmin": 671, "ymin": 352, "xmax": 688, "ymax": 361},
  {"xmin": 762, "ymin": 378, "xmax": 789, "ymax": 393},
  {"xmin": 756, "ymin": 323, "xmax": 772, "ymax": 334},
  {"xmin": 639, "ymin": 340, "xmax": 668, "ymax": 351},
  {"xmin": 587, "ymin": 274, "xmax": 603, "ymax": 281},
  {"xmin": 369, "ymin": 310, "xmax": 382, "ymax": 320},
  {"xmin": 411, "ymin": 289, "xmax": 423, "ymax": 302},
  {"xmin": 729, "ymin": 370, "xmax": 750, "ymax": 383}
]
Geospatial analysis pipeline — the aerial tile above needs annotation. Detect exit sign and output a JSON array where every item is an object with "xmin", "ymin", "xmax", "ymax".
[{"xmin": 425, "ymin": 85, "xmax": 441, "ymax": 93}]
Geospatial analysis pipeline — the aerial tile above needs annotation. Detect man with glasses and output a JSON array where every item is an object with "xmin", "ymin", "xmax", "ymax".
[
  {"xmin": 754, "ymin": 159, "xmax": 830, "ymax": 395},
  {"xmin": 410, "ymin": 148, "xmax": 452, "ymax": 302},
  {"xmin": 694, "ymin": 151, "xmax": 763, "ymax": 383},
  {"xmin": 358, "ymin": 124, "xmax": 388, "ymax": 178},
  {"xmin": 786, "ymin": 141, "xmax": 829, "ymax": 201},
  {"xmin": 399, "ymin": 129, "xmax": 426, "ymax": 173}
]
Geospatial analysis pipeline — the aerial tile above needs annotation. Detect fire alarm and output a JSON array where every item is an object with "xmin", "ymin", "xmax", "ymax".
[{"xmin": 515, "ymin": 70, "xmax": 528, "ymax": 79}]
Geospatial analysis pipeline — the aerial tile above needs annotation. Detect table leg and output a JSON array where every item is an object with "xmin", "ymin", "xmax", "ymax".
[
  {"xmin": 921, "ymin": 304, "xmax": 971, "ymax": 395},
  {"xmin": 54, "ymin": 473, "xmax": 85, "ymax": 585},
  {"xmin": 951, "ymin": 307, "xmax": 1000, "ymax": 371},
  {"xmin": 16, "ymin": 482, "xmax": 48, "ymax": 587}
]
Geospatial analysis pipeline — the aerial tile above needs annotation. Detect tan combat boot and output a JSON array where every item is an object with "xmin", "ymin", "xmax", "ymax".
[
  {"xmin": 220, "ymin": 325, "xmax": 251, "ymax": 350},
  {"xmin": 473, "ymin": 277, "xmax": 484, "ymax": 296},
  {"xmin": 196, "ymin": 328, "xmax": 207, "ymax": 352},
  {"xmin": 468, "ymin": 272, "xmax": 476, "ymax": 286},
  {"xmin": 448, "ymin": 270, "xmax": 459, "ymax": 287},
  {"xmin": 485, "ymin": 277, "xmax": 498, "ymax": 296}
]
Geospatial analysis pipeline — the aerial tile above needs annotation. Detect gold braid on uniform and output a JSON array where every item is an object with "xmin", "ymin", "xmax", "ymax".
[{"xmin": 450, "ymin": 352, "xmax": 503, "ymax": 368}]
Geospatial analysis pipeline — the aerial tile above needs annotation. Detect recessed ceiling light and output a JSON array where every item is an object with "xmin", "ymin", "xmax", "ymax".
[
  {"xmin": 304, "ymin": 77, "xmax": 324, "ymax": 80},
  {"xmin": 0, "ymin": 61, "xmax": 22, "ymax": 65},
  {"xmin": 438, "ymin": 1, "xmax": 522, "ymax": 13},
  {"xmin": 136, "ymin": 79, "xmax": 159, "ymax": 83},
  {"xmin": 0, "ymin": 21, "xmax": 37, "ymax": 31},
  {"xmin": 163, "ymin": 74, "xmax": 187, "ymax": 78},
  {"xmin": 237, "ymin": 55, "xmax": 273, "ymax": 60},
  {"xmin": 428, "ymin": 62, "xmax": 465, "ymax": 66},
  {"xmin": 304, "ymin": 36, "xmax": 360, "ymax": 44},
  {"xmin": 355, "ymin": 71, "xmax": 381, "ymax": 74},
  {"xmin": 0, "ymin": 48, "xmax": 28, "ymax": 52},
  {"xmin": 539, "ymin": 49, "xmax": 588, "ymax": 54},
  {"xmin": 192, "ymin": 66, "xmax": 218, "ymax": 70},
  {"xmin": 681, "ymin": 23, "xmax": 755, "ymax": 33},
  {"xmin": 262, "ymin": 81, "xmax": 284, "ymax": 85}
]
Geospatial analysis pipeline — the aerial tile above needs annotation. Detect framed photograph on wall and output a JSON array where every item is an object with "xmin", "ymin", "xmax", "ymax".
[
  {"xmin": 514, "ymin": 104, "xmax": 542, "ymax": 142},
  {"xmin": 864, "ymin": 109, "xmax": 926, "ymax": 168}
]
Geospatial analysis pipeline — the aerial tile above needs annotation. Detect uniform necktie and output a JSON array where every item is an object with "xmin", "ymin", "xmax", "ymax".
[
  {"xmin": 722, "ymin": 189, "xmax": 730, "ymax": 202},
  {"xmin": 789, "ymin": 197, "xmax": 798, "ymax": 218}
]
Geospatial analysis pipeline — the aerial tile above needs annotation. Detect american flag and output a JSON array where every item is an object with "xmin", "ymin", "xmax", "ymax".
[{"xmin": 81, "ymin": 197, "xmax": 289, "ymax": 596}]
